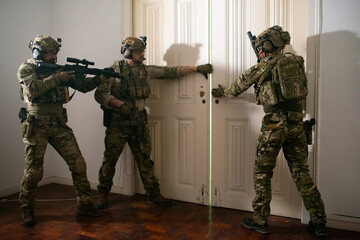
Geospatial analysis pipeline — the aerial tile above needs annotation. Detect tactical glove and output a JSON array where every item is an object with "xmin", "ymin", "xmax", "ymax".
[
  {"xmin": 55, "ymin": 71, "xmax": 76, "ymax": 83},
  {"xmin": 197, "ymin": 63, "xmax": 213, "ymax": 79},
  {"xmin": 211, "ymin": 84, "xmax": 225, "ymax": 98},
  {"xmin": 92, "ymin": 76, "xmax": 102, "ymax": 86},
  {"xmin": 119, "ymin": 103, "xmax": 131, "ymax": 117}
]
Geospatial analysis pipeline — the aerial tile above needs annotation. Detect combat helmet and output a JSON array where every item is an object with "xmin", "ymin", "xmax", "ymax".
[
  {"xmin": 28, "ymin": 35, "xmax": 61, "ymax": 59},
  {"xmin": 255, "ymin": 25, "xmax": 290, "ymax": 53},
  {"xmin": 121, "ymin": 36, "xmax": 147, "ymax": 59}
]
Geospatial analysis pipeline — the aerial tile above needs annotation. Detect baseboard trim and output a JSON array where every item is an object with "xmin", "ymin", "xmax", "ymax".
[
  {"xmin": 0, "ymin": 177, "xmax": 127, "ymax": 198},
  {"xmin": 327, "ymin": 218, "xmax": 360, "ymax": 232},
  {"xmin": 42, "ymin": 177, "xmax": 127, "ymax": 195},
  {"xmin": 0, "ymin": 185, "xmax": 20, "ymax": 198}
]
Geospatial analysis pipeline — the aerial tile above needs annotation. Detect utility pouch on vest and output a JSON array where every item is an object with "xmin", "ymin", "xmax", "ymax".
[
  {"xmin": 21, "ymin": 121, "xmax": 33, "ymax": 139},
  {"xmin": 273, "ymin": 54, "xmax": 308, "ymax": 100},
  {"xmin": 257, "ymin": 80, "xmax": 279, "ymax": 105},
  {"xmin": 19, "ymin": 107, "xmax": 35, "ymax": 139}
]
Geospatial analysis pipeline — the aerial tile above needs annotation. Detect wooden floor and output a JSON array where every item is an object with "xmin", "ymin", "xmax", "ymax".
[{"xmin": 0, "ymin": 184, "xmax": 359, "ymax": 240}]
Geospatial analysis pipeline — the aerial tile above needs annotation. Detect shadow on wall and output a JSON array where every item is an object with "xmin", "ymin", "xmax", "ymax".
[
  {"xmin": 308, "ymin": 30, "xmax": 360, "ymax": 109},
  {"xmin": 307, "ymin": 30, "xmax": 360, "ymax": 223},
  {"xmin": 163, "ymin": 43, "xmax": 201, "ymax": 66},
  {"xmin": 319, "ymin": 30, "xmax": 360, "ymax": 77}
]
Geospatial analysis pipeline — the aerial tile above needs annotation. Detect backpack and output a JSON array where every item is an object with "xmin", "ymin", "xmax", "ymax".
[{"xmin": 272, "ymin": 53, "xmax": 308, "ymax": 101}]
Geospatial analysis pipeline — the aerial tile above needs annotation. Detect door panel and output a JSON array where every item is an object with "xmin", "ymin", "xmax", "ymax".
[
  {"xmin": 133, "ymin": 0, "xmax": 307, "ymax": 219},
  {"xmin": 133, "ymin": 0, "xmax": 210, "ymax": 204},
  {"xmin": 211, "ymin": 0, "xmax": 306, "ymax": 219}
]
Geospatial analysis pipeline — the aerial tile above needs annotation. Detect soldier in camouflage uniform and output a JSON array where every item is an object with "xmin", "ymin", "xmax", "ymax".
[
  {"xmin": 212, "ymin": 26, "xmax": 327, "ymax": 237},
  {"xmin": 95, "ymin": 36, "xmax": 212, "ymax": 208},
  {"xmin": 17, "ymin": 35, "xmax": 102, "ymax": 226}
]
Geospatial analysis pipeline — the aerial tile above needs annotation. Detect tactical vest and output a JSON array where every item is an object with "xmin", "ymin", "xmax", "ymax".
[
  {"xmin": 255, "ymin": 53, "xmax": 308, "ymax": 105},
  {"xmin": 19, "ymin": 59, "xmax": 70, "ymax": 104},
  {"xmin": 111, "ymin": 60, "xmax": 150, "ymax": 101}
]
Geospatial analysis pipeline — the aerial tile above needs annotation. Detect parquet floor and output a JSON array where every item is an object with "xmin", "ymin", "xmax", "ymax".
[{"xmin": 0, "ymin": 183, "xmax": 359, "ymax": 240}]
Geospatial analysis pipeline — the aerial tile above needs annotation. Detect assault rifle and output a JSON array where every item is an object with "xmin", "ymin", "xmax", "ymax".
[
  {"xmin": 36, "ymin": 57, "xmax": 125, "ymax": 79},
  {"xmin": 247, "ymin": 31, "xmax": 260, "ymax": 63}
]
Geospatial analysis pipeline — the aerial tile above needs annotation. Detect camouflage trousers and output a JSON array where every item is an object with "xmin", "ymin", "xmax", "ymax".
[
  {"xmin": 252, "ymin": 110, "xmax": 326, "ymax": 225},
  {"xmin": 97, "ymin": 114, "xmax": 160, "ymax": 196},
  {"xmin": 19, "ymin": 117, "xmax": 93, "ymax": 212}
]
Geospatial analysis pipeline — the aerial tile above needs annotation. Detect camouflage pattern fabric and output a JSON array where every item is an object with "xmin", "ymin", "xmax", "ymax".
[
  {"xmin": 18, "ymin": 58, "xmax": 100, "ymax": 104},
  {"xmin": 223, "ymin": 54, "xmax": 307, "ymax": 106},
  {"xmin": 95, "ymin": 60, "xmax": 181, "ymax": 108},
  {"xmin": 19, "ymin": 117, "xmax": 92, "ymax": 212},
  {"xmin": 17, "ymin": 57, "xmax": 98, "ymax": 212},
  {"xmin": 223, "ymin": 55, "xmax": 282, "ymax": 99},
  {"xmin": 98, "ymin": 112, "xmax": 159, "ymax": 195},
  {"xmin": 219, "ymin": 52, "xmax": 326, "ymax": 226},
  {"xmin": 252, "ymin": 110, "xmax": 326, "ymax": 225},
  {"xmin": 95, "ymin": 60, "xmax": 182, "ymax": 195}
]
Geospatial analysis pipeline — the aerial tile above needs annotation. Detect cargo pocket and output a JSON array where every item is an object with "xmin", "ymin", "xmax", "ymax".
[{"xmin": 21, "ymin": 121, "xmax": 33, "ymax": 139}]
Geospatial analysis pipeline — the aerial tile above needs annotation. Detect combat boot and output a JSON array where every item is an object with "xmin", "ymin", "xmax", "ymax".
[
  {"xmin": 308, "ymin": 221, "xmax": 327, "ymax": 237},
  {"xmin": 242, "ymin": 217, "xmax": 270, "ymax": 234},
  {"xmin": 21, "ymin": 211, "xmax": 35, "ymax": 226},
  {"xmin": 96, "ymin": 190, "xmax": 109, "ymax": 209},
  {"xmin": 147, "ymin": 193, "xmax": 172, "ymax": 207},
  {"xmin": 76, "ymin": 202, "xmax": 103, "ymax": 217}
]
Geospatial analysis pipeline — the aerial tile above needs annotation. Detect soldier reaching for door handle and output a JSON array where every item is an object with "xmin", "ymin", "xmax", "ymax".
[
  {"xmin": 212, "ymin": 25, "xmax": 327, "ymax": 237},
  {"xmin": 94, "ymin": 36, "xmax": 212, "ymax": 209}
]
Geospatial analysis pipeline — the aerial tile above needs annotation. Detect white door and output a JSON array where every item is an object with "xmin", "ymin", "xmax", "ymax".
[
  {"xmin": 133, "ymin": 0, "xmax": 308, "ymax": 219},
  {"xmin": 133, "ymin": 0, "xmax": 210, "ymax": 204},
  {"xmin": 211, "ymin": 0, "xmax": 307, "ymax": 219}
]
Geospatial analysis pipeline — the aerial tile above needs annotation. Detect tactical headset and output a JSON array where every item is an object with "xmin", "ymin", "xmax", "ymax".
[
  {"xmin": 121, "ymin": 36, "xmax": 147, "ymax": 59},
  {"xmin": 28, "ymin": 35, "xmax": 61, "ymax": 60}
]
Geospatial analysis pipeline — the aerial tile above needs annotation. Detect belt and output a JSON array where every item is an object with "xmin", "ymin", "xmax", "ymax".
[
  {"xmin": 33, "ymin": 114, "xmax": 65, "ymax": 123},
  {"xmin": 27, "ymin": 103, "xmax": 63, "ymax": 115},
  {"xmin": 263, "ymin": 100, "xmax": 302, "ymax": 113}
]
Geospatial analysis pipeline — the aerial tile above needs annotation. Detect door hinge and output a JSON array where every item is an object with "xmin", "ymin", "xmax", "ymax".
[
  {"xmin": 213, "ymin": 186, "xmax": 220, "ymax": 207},
  {"xmin": 199, "ymin": 184, "xmax": 208, "ymax": 205}
]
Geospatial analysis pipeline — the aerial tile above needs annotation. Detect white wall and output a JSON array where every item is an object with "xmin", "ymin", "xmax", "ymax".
[
  {"xmin": 1, "ymin": 0, "xmax": 360, "ymax": 232},
  {"xmin": 0, "ymin": 0, "xmax": 131, "ymax": 196},
  {"xmin": 317, "ymin": 0, "xmax": 360, "ymax": 231},
  {"xmin": 0, "ymin": 0, "xmax": 51, "ymax": 194}
]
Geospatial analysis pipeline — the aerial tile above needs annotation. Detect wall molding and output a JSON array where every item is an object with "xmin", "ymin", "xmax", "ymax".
[
  {"xmin": 225, "ymin": 118, "xmax": 250, "ymax": 196},
  {"xmin": 175, "ymin": 118, "xmax": 196, "ymax": 188},
  {"xmin": 175, "ymin": 0, "xmax": 196, "ymax": 103},
  {"xmin": 225, "ymin": 0, "xmax": 251, "ymax": 103}
]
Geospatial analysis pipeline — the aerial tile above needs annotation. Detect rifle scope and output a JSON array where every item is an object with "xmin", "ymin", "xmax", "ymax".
[{"xmin": 67, "ymin": 57, "xmax": 94, "ymax": 66}]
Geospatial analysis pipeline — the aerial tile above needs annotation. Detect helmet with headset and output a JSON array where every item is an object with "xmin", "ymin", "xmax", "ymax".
[
  {"xmin": 255, "ymin": 25, "xmax": 290, "ymax": 53},
  {"xmin": 121, "ymin": 36, "xmax": 147, "ymax": 59},
  {"xmin": 28, "ymin": 35, "xmax": 61, "ymax": 60}
]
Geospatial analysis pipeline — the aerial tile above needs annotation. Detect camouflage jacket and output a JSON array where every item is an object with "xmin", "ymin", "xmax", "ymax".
[
  {"xmin": 224, "ymin": 53, "xmax": 307, "ymax": 107},
  {"xmin": 224, "ymin": 55, "xmax": 282, "ymax": 98},
  {"xmin": 18, "ymin": 58, "xmax": 99, "ymax": 105},
  {"xmin": 95, "ymin": 60, "xmax": 181, "ymax": 109}
]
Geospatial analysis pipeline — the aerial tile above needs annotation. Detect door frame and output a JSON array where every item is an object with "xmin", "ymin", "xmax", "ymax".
[
  {"xmin": 126, "ymin": 0, "xmax": 322, "ymax": 223},
  {"xmin": 302, "ymin": 0, "xmax": 321, "ymax": 223}
]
